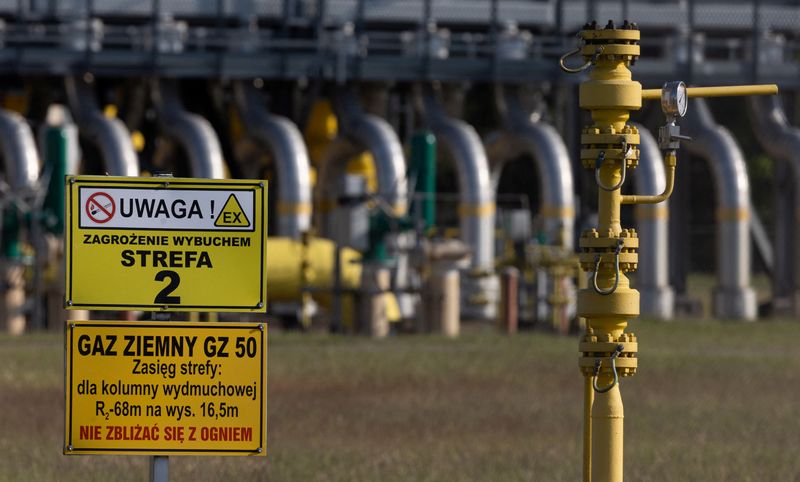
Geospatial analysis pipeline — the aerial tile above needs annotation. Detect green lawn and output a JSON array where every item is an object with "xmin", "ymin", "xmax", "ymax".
[{"xmin": 1, "ymin": 319, "xmax": 799, "ymax": 481}]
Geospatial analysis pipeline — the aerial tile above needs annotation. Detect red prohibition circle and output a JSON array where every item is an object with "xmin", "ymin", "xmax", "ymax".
[{"xmin": 85, "ymin": 192, "xmax": 116, "ymax": 224}]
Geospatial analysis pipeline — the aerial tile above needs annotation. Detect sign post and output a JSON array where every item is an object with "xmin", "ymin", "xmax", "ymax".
[{"xmin": 64, "ymin": 176, "xmax": 269, "ymax": 481}]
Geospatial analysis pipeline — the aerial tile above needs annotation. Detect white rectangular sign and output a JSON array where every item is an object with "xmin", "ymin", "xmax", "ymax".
[{"xmin": 79, "ymin": 187, "xmax": 255, "ymax": 231}]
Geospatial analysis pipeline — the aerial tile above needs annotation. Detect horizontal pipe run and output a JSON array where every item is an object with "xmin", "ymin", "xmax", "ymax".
[{"xmin": 641, "ymin": 84, "xmax": 778, "ymax": 101}]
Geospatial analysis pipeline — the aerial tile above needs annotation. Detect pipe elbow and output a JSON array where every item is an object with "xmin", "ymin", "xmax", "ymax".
[
  {"xmin": 0, "ymin": 110, "xmax": 39, "ymax": 189},
  {"xmin": 347, "ymin": 114, "xmax": 408, "ymax": 213}
]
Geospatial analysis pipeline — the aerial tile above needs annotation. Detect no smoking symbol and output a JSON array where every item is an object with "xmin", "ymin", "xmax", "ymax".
[{"xmin": 86, "ymin": 192, "xmax": 115, "ymax": 224}]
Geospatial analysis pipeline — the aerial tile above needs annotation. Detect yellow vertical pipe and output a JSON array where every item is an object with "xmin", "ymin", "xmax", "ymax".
[
  {"xmin": 597, "ymin": 164, "xmax": 623, "ymax": 237},
  {"xmin": 583, "ymin": 375, "xmax": 594, "ymax": 482},
  {"xmin": 591, "ymin": 379, "xmax": 624, "ymax": 481}
]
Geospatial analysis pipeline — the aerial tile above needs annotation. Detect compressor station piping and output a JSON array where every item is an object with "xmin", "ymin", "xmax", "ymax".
[
  {"xmin": 152, "ymin": 80, "xmax": 225, "ymax": 179},
  {"xmin": 487, "ymin": 84, "xmax": 576, "ymax": 249},
  {"xmin": 65, "ymin": 76, "xmax": 139, "ymax": 176},
  {"xmin": 683, "ymin": 97, "xmax": 756, "ymax": 320},
  {"xmin": 318, "ymin": 87, "xmax": 408, "ymax": 219},
  {"xmin": 631, "ymin": 123, "xmax": 674, "ymax": 320},
  {"xmin": 418, "ymin": 84, "xmax": 496, "ymax": 319},
  {"xmin": 746, "ymin": 95, "xmax": 800, "ymax": 316},
  {"xmin": 234, "ymin": 82, "xmax": 312, "ymax": 238},
  {"xmin": 0, "ymin": 110, "xmax": 39, "ymax": 190}
]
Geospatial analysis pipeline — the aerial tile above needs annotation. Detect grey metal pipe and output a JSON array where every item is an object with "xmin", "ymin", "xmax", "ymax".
[
  {"xmin": 234, "ymin": 82, "xmax": 312, "ymax": 238},
  {"xmin": 747, "ymin": 95, "xmax": 800, "ymax": 315},
  {"xmin": 419, "ymin": 85, "xmax": 496, "ymax": 320},
  {"xmin": 683, "ymin": 98, "xmax": 756, "ymax": 320},
  {"xmin": 65, "ymin": 77, "xmax": 139, "ymax": 176},
  {"xmin": 420, "ymin": 88, "xmax": 494, "ymax": 268},
  {"xmin": 321, "ymin": 88, "xmax": 408, "ymax": 215},
  {"xmin": 632, "ymin": 123, "xmax": 674, "ymax": 320},
  {"xmin": 487, "ymin": 85, "xmax": 575, "ymax": 249},
  {"xmin": 153, "ymin": 81, "xmax": 225, "ymax": 179},
  {"xmin": 0, "ymin": 110, "xmax": 39, "ymax": 190}
]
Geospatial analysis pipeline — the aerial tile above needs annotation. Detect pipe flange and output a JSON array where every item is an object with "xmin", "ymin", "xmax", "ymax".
[
  {"xmin": 579, "ymin": 356, "xmax": 638, "ymax": 377},
  {"xmin": 579, "ymin": 229, "xmax": 639, "ymax": 272},
  {"xmin": 579, "ymin": 21, "xmax": 640, "ymax": 64},
  {"xmin": 579, "ymin": 333, "xmax": 639, "ymax": 378},
  {"xmin": 580, "ymin": 126, "xmax": 640, "ymax": 170}
]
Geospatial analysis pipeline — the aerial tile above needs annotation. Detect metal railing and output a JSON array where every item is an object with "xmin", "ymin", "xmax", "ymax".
[{"xmin": 0, "ymin": 0, "xmax": 795, "ymax": 85}]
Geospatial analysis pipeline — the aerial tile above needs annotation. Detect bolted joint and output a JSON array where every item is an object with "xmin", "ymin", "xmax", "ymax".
[
  {"xmin": 579, "ymin": 25, "xmax": 641, "ymax": 64},
  {"xmin": 579, "ymin": 337, "xmax": 639, "ymax": 378},
  {"xmin": 580, "ymin": 131, "xmax": 640, "ymax": 170}
]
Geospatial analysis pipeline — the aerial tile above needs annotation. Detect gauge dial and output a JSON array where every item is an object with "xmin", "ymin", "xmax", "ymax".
[{"xmin": 661, "ymin": 81, "xmax": 688, "ymax": 117}]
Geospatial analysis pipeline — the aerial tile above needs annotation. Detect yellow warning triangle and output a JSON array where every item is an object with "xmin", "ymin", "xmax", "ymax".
[{"xmin": 215, "ymin": 194, "xmax": 250, "ymax": 227}]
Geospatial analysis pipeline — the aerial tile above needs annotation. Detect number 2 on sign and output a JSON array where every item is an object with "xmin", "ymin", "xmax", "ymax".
[{"xmin": 154, "ymin": 270, "xmax": 181, "ymax": 304}]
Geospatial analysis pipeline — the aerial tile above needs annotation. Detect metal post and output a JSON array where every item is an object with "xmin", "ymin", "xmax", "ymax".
[
  {"xmin": 751, "ymin": 0, "xmax": 761, "ymax": 83},
  {"xmin": 422, "ymin": 0, "xmax": 432, "ymax": 78},
  {"xmin": 149, "ymin": 172, "xmax": 172, "ymax": 481},
  {"xmin": 149, "ymin": 454, "xmax": 169, "ymax": 481},
  {"xmin": 150, "ymin": 309, "xmax": 170, "ymax": 482},
  {"xmin": 686, "ymin": 0, "xmax": 695, "ymax": 83},
  {"xmin": 331, "ymin": 242, "xmax": 342, "ymax": 332}
]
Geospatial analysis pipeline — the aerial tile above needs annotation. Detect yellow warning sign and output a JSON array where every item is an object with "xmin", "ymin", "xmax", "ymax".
[
  {"xmin": 215, "ymin": 193, "xmax": 250, "ymax": 228},
  {"xmin": 64, "ymin": 320, "xmax": 267, "ymax": 456},
  {"xmin": 65, "ymin": 176, "xmax": 268, "ymax": 312}
]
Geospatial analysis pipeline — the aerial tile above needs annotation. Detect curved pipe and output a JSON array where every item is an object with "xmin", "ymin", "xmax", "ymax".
[
  {"xmin": 631, "ymin": 124, "xmax": 674, "ymax": 320},
  {"xmin": 234, "ymin": 82, "xmax": 312, "ymax": 238},
  {"xmin": 487, "ymin": 84, "xmax": 575, "ymax": 249},
  {"xmin": 683, "ymin": 98, "xmax": 756, "ymax": 320},
  {"xmin": 0, "ymin": 110, "xmax": 39, "ymax": 190},
  {"xmin": 747, "ymin": 96, "xmax": 800, "ymax": 312},
  {"xmin": 419, "ymin": 85, "xmax": 496, "ymax": 320},
  {"xmin": 420, "ymin": 87, "xmax": 494, "ymax": 269},
  {"xmin": 320, "ymin": 87, "xmax": 408, "ymax": 216},
  {"xmin": 65, "ymin": 77, "xmax": 139, "ymax": 176},
  {"xmin": 153, "ymin": 81, "xmax": 225, "ymax": 179}
]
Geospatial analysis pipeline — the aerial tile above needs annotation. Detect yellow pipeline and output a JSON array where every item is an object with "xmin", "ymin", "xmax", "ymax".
[
  {"xmin": 266, "ymin": 236, "xmax": 400, "ymax": 325},
  {"xmin": 641, "ymin": 84, "xmax": 778, "ymax": 100},
  {"xmin": 621, "ymin": 152, "xmax": 676, "ymax": 205},
  {"xmin": 267, "ymin": 236, "xmax": 361, "ymax": 304}
]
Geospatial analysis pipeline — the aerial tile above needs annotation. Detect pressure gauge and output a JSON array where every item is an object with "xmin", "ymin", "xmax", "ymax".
[{"xmin": 661, "ymin": 81, "xmax": 688, "ymax": 117}]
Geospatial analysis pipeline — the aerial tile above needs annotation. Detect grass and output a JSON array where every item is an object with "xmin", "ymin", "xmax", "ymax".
[{"xmin": 1, "ymin": 319, "xmax": 800, "ymax": 481}]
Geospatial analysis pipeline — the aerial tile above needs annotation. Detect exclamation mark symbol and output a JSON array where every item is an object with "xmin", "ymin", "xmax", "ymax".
[{"xmin": 210, "ymin": 200, "xmax": 215, "ymax": 219}]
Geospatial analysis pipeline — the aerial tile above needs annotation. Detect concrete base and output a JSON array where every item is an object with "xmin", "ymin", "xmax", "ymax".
[
  {"xmin": 421, "ymin": 270, "xmax": 460, "ymax": 337},
  {"xmin": 769, "ymin": 292, "xmax": 800, "ymax": 318},
  {"xmin": 460, "ymin": 274, "xmax": 499, "ymax": 321},
  {"xmin": 639, "ymin": 287, "xmax": 675, "ymax": 320},
  {"xmin": 713, "ymin": 286, "xmax": 757, "ymax": 321},
  {"xmin": 357, "ymin": 266, "xmax": 390, "ymax": 338},
  {"xmin": 1, "ymin": 265, "xmax": 25, "ymax": 335}
]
